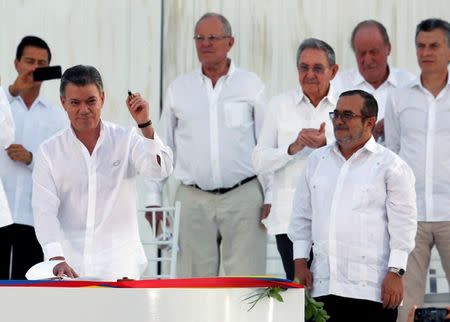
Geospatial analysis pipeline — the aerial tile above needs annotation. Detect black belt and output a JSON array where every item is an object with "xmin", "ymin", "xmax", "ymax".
[{"xmin": 189, "ymin": 176, "xmax": 256, "ymax": 194}]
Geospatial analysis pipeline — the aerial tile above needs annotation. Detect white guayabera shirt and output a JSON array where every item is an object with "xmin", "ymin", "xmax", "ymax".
[
  {"xmin": 32, "ymin": 121, "xmax": 173, "ymax": 280},
  {"xmin": 0, "ymin": 87, "xmax": 14, "ymax": 227},
  {"xmin": 252, "ymin": 86, "xmax": 336, "ymax": 235},
  {"xmin": 288, "ymin": 137, "xmax": 417, "ymax": 303},
  {"xmin": 385, "ymin": 77, "xmax": 450, "ymax": 222}
]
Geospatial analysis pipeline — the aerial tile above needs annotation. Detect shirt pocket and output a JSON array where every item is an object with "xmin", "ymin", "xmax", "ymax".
[
  {"xmin": 223, "ymin": 102, "xmax": 253, "ymax": 128},
  {"xmin": 352, "ymin": 182, "xmax": 386, "ymax": 211}
]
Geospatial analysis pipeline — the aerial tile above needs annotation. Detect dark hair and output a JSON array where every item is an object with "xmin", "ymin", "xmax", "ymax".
[
  {"xmin": 60, "ymin": 65, "xmax": 104, "ymax": 96},
  {"xmin": 339, "ymin": 90, "xmax": 378, "ymax": 121},
  {"xmin": 16, "ymin": 36, "xmax": 52, "ymax": 63},
  {"xmin": 296, "ymin": 38, "xmax": 336, "ymax": 68},
  {"xmin": 415, "ymin": 18, "xmax": 450, "ymax": 47},
  {"xmin": 195, "ymin": 12, "xmax": 232, "ymax": 36},
  {"xmin": 350, "ymin": 20, "xmax": 390, "ymax": 51}
]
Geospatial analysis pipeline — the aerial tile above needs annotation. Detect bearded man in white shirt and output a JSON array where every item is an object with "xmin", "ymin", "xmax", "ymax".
[
  {"xmin": 253, "ymin": 38, "xmax": 338, "ymax": 280},
  {"xmin": 146, "ymin": 12, "xmax": 270, "ymax": 277},
  {"xmin": 289, "ymin": 90, "xmax": 417, "ymax": 322},
  {"xmin": 332, "ymin": 20, "xmax": 415, "ymax": 142},
  {"xmin": 0, "ymin": 36, "xmax": 68, "ymax": 280},
  {"xmin": 385, "ymin": 18, "xmax": 450, "ymax": 322},
  {"xmin": 32, "ymin": 65, "xmax": 173, "ymax": 280}
]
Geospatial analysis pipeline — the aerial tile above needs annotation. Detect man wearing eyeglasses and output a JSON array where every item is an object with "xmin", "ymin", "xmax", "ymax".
[
  {"xmin": 145, "ymin": 12, "xmax": 270, "ymax": 277},
  {"xmin": 332, "ymin": 20, "xmax": 415, "ymax": 142},
  {"xmin": 385, "ymin": 18, "xmax": 450, "ymax": 322},
  {"xmin": 288, "ymin": 90, "xmax": 417, "ymax": 321},
  {"xmin": 252, "ymin": 38, "xmax": 337, "ymax": 281}
]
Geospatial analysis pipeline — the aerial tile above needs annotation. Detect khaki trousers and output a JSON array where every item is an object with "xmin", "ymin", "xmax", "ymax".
[
  {"xmin": 175, "ymin": 179, "xmax": 267, "ymax": 277},
  {"xmin": 397, "ymin": 221, "xmax": 450, "ymax": 322}
]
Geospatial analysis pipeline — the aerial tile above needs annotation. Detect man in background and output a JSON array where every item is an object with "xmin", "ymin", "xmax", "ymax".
[
  {"xmin": 253, "ymin": 38, "xmax": 338, "ymax": 280},
  {"xmin": 333, "ymin": 20, "xmax": 414, "ymax": 141},
  {"xmin": 146, "ymin": 12, "xmax": 270, "ymax": 277},
  {"xmin": 385, "ymin": 18, "xmax": 450, "ymax": 322},
  {"xmin": 0, "ymin": 36, "xmax": 67, "ymax": 279}
]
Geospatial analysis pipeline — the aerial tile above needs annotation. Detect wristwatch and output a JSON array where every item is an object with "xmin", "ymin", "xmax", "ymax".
[{"xmin": 389, "ymin": 267, "xmax": 405, "ymax": 277}]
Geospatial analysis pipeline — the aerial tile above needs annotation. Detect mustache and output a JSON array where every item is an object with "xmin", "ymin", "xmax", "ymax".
[{"xmin": 334, "ymin": 125, "xmax": 349, "ymax": 131}]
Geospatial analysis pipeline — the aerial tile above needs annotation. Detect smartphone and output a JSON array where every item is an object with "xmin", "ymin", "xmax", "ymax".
[
  {"xmin": 414, "ymin": 307, "xmax": 448, "ymax": 322},
  {"xmin": 33, "ymin": 66, "xmax": 62, "ymax": 82}
]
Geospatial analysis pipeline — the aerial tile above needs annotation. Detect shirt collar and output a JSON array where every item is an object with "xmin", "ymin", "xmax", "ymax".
[
  {"xmin": 296, "ymin": 84, "xmax": 338, "ymax": 106},
  {"xmin": 352, "ymin": 65, "xmax": 397, "ymax": 87},
  {"xmin": 69, "ymin": 120, "xmax": 105, "ymax": 151},
  {"xmin": 332, "ymin": 136, "xmax": 378, "ymax": 158},
  {"xmin": 13, "ymin": 94, "xmax": 52, "ymax": 109},
  {"xmin": 197, "ymin": 58, "xmax": 236, "ymax": 83},
  {"xmin": 410, "ymin": 73, "xmax": 450, "ymax": 89}
]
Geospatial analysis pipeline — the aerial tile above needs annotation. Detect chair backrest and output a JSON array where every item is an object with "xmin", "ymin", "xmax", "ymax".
[{"xmin": 139, "ymin": 201, "xmax": 181, "ymax": 279}]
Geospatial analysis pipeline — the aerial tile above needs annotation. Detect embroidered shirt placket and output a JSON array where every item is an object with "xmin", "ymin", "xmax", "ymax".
[{"xmin": 328, "ymin": 154, "xmax": 350, "ymax": 290}]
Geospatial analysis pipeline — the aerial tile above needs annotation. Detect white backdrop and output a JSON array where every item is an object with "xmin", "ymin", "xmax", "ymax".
[{"xmin": 2, "ymin": 0, "xmax": 450, "ymax": 123}]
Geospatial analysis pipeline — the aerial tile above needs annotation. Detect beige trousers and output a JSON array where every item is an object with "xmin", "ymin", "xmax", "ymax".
[
  {"xmin": 175, "ymin": 179, "xmax": 267, "ymax": 277},
  {"xmin": 397, "ymin": 221, "xmax": 450, "ymax": 322}
]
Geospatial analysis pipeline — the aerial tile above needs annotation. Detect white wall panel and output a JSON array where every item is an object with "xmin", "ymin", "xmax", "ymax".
[
  {"xmin": 163, "ymin": 0, "xmax": 450, "ymax": 98},
  {"xmin": 0, "ymin": 0, "xmax": 162, "ymax": 124}
]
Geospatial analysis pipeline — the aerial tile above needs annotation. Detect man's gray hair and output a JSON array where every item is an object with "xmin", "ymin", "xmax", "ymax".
[
  {"xmin": 60, "ymin": 65, "xmax": 104, "ymax": 96},
  {"xmin": 194, "ymin": 12, "xmax": 232, "ymax": 36},
  {"xmin": 350, "ymin": 20, "xmax": 390, "ymax": 51},
  {"xmin": 415, "ymin": 18, "xmax": 450, "ymax": 47},
  {"xmin": 296, "ymin": 38, "xmax": 336, "ymax": 68}
]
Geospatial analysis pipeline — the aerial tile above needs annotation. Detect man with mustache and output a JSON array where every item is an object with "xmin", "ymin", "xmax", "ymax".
[
  {"xmin": 253, "ymin": 38, "xmax": 337, "ymax": 280},
  {"xmin": 333, "ymin": 20, "xmax": 414, "ymax": 142},
  {"xmin": 289, "ymin": 90, "xmax": 417, "ymax": 321},
  {"xmin": 385, "ymin": 18, "xmax": 450, "ymax": 322}
]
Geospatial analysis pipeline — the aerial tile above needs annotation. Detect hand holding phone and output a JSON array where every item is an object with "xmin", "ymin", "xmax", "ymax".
[{"xmin": 33, "ymin": 66, "xmax": 62, "ymax": 82}]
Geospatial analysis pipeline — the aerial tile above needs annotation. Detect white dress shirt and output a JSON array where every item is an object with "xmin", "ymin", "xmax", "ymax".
[
  {"xmin": 288, "ymin": 137, "xmax": 417, "ymax": 303},
  {"xmin": 0, "ymin": 93, "xmax": 68, "ymax": 226},
  {"xmin": 252, "ymin": 86, "xmax": 336, "ymax": 235},
  {"xmin": 146, "ymin": 60, "xmax": 270, "ymax": 205},
  {"xmin": 332, "ymin": 66, "xmax": 415, "ymax": 119},
  {"xmin": 0, "ymin": 87, "xmax": 14, "ymax": 228},
  {"xmin": 32, "ymin": 121, "xmax": 173, "ymax": 280},
  {"xmin": 385, "ymin": 77, "xmax": 450, "ymax": 222}
]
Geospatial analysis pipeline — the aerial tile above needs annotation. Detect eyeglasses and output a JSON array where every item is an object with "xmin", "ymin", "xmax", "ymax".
[
  {"xmin": 329, "ymin": 110, "xmax": 366, "ymax": 121},
  {"xmin": 298, "ymin": 64, "xmax": 327, "ymax": 75},
  {"xmin": 193, "ymin": 34, "xmax": 231, "ymax": 43}
]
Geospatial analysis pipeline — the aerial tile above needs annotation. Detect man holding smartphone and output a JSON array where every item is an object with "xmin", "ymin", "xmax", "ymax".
[{"xmin": 0, "ymin": 36, "xmax": 67, "ymax": 279}]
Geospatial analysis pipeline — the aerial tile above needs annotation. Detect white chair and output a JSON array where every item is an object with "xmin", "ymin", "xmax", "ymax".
[{"xmin": 139, "ymin": 201, "xmax": 181, "ymax": 279}]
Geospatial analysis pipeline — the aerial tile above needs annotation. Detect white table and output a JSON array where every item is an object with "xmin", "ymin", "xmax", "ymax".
[{"xmin": 0, "ymin": 278, "xmax": 304, "ymax": 322}]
